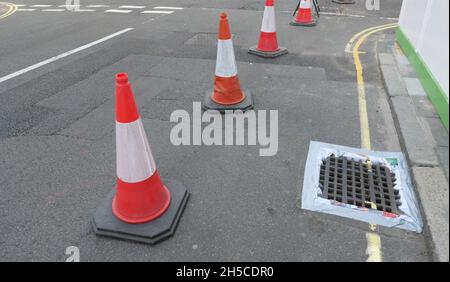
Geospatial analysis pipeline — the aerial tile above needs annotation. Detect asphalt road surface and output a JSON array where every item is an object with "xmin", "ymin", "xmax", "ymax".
[{"xmin": 0, "ymin": 0, "xmax": 432, "ymax": 261}]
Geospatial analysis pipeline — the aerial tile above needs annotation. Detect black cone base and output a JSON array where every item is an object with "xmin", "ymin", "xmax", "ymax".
[
  {"xmin": 203, "ymin": 89, "xmax": 254, "ymax": 113},
  {"xmin": 248, "ymin": 46, "xmax": 288, "ymax": 58},
  {"xmin": 92, "ymin": 179, "xmax": 189, "ymax": 245}
]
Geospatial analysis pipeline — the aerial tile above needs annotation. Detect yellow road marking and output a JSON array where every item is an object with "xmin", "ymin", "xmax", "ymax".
[
  {"xmin": 345, "ymin": 23, "xmax": 397, "ymax": 53},
  {"xmin": 0, "ymin": 2, "xmax": 17, "ymax": 19},
  {"xmin": 366, "ymin": 232, "xmax": 382, "ymax": 262},
  {"xmin": 350, "ymin": 23, "xmax": 398, "ymax": 262},
  {"xmin": 353, "ymin": 24, "xmax": 398, "ymax": 150}
]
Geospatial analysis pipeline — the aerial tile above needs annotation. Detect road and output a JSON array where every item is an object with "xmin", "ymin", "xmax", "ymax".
[{"xmin": 0, "ymin": 0, "xmax": 432, "ymax": 261}]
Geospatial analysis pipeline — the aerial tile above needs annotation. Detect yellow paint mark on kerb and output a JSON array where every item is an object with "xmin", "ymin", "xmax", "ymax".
[
  {"xmin": 0, "ymin": 2, "xmax": 17, "ymax": 19},
  {"xmin": 350, "ymin": 23, "xmax": 398, "ymax": 263}
]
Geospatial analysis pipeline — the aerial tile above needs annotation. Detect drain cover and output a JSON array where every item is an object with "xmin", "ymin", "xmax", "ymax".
[
  {"xmin": 301, "ymin": 141, "xmax": 423, "ymax": 233},
  {"xmin": 319, "ymin": 155, "xmax": 401, "ymax": 215}
]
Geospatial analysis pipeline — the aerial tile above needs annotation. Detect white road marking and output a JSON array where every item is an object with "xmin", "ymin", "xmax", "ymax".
[
  {"xmin": 86, "ymin": 5, "xmax": 109, "ymax": 8},
  {"xmin": 30, "ymin": 4, "xmax": 52, "ymax": 8},
  {"xmin": 141, "ymin": 10, "xmax": 174, "ymax": 14},
  {"xmin": 119, "ymin": 5, "xmax": 145, "ymax": 9},
  {"xmin": 73, "ymin": 9, "xmax": 96, "ymax": 12},
  {"xmin": 0, "ymin": 28, "xmax": 134, "ymax": 84},
  {"xmin": 153, "ymin": 6, "xmax": 184, "ymax": 10},
  {"xmin": 42, "ymin": 8, "xmax": 65, "ymax": 12},
  {"xmin": 320, "ymin": 12, "xmax": 366, "ymax": 18},
  {"xmin": 14, "ymin": 4, "xmax": 27, "ymax": 7},
  {"xmin": 17, "ymin": 8, "xmax": 36, "ymax": 11},
  {"xmin": 105, "ymin": 9, "xmax": 132, "ymax": 13}
]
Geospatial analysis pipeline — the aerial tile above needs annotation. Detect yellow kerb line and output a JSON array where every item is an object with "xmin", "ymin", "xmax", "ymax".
[
  {"xmin": 350, "ymin": 23, "xmax": 398, "ymax": 262},
  {"xmin": 353, "ymin": 24, "xmax": 398, "ymax": 151},
  {"xmin": 345, "ymin": 23, "xmax": 397, "ymax": 53},
  {"xmin": 0, "ymin": 2, "xmax": 17, "ymax": 19}
]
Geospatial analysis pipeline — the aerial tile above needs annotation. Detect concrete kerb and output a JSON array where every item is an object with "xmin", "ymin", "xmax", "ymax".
[{"xmin": 377, "ymin": 51, "xmax": 449, "ymax": 261}]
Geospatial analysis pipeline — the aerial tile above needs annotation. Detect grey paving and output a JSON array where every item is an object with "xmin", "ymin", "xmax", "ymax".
[
  {"xmin": 404, "ymin": 77, "xmax": 427, "ymax": 97},
  {"xmin": 379, "ymin": 64, "xmax": 408, "ymax": 96},
  {"xmin": 378, "ymin": 46, "xmax": 449, "ymax": 261},
  {"xmin": 391, "ymin": 96, "xmax": 439, "ymax": 166},
  {"xmin": 412, "ymin": 167, "xmax": 449, "ymax": 262}
]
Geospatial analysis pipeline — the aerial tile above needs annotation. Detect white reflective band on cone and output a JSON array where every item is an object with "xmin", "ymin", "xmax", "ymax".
[
  {"xmin": 261, "ymin": 6, "xmax": 276, "ymax": 33},
  {"xmin": 215, "ymin": 39, "xmax": 238, "ymax": 78},
  {"xmin": 116, "ymin": 118, "xmax": 157, "ymax": 183},
  {"xmin": 300, "ymin": 0, "xmax": 312, "ymax": 9}
]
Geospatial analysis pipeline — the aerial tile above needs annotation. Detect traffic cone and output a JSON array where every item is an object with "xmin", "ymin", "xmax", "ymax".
[
  {"xmin": 249, "ymin": 0, "xmax": 288, "ymax": 58},
  {"xmin": 203, "ymin": 13, "xmax": 253, "ymax": 112},
  {"xmin": 92, "ymin": 73, "xmax": 189, "ymax": 244},
  {"xmin": 290, "ymin": 0, "xmax": 317, "ymax": 26}
]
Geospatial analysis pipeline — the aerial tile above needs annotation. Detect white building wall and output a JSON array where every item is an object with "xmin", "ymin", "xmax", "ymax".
[{"xmin": 399, "ymin": 0, "xmax": 449, "ymax": 100}]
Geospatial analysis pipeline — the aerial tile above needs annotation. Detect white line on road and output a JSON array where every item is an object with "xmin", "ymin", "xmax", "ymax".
[
  {"xmin": 42, "ymin": 8, "xmax": 65, "ymax": 12},
  {"xmin": 119, "ymin": 5, "xmax": 145, "ymax": 9},
  {"xmin": 153, "ymin": 6, "xmax": 184, "ymax": 10},
  {"xmin": 17, "ymin": 8, "xmax": 36, "ymax": 11},
  {"xmin": 86, "ymin": 5, "xmax": 109, "ymax": 8},
  {"xmin": 30, "ymin": 4, "xmax": 52, "ymax": 8},
  {"xmin": 0, "ymin": 28, "xmax": 134, "ymax": 84},
  {"xmin": 320, "ymin": 12, "xmax": 366, "ymax": 18},
  {"xmin": 73, "ymin": 9, "xmax": 96, "ymax": 12},
  {"xmin": 105, "ymin": 9, "xmax": 132, "ymax": 13},
  {"xmin": 141, "ymin": 10, "xmax": 174, "ymax": 14}
]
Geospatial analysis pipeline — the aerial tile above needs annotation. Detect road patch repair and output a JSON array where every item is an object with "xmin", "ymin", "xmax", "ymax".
[{"xmin": 302, "ymin": 141, "xmax": 423, "ymax": 233}]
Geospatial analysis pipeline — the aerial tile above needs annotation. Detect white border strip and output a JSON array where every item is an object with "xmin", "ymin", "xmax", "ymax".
[{"xmin": 0, "ymin": 28, "xmax": 134, "ymax": 84}]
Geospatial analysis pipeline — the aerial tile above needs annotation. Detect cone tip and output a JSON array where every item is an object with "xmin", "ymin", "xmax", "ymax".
[
  {"xmin": 116, "ymin": 73, "xmax": 129, "ymax": 85},
  {"xmin": 220, "ymin": 12, "xmax": 227, "ymax": 20}
]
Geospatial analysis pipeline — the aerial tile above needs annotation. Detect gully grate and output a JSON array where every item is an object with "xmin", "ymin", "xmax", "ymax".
[{"xmin": 319, "ymin": 155, "xmax": 402, "ymax": 215}]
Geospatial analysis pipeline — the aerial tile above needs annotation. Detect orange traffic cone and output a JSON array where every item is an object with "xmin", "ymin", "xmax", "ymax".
[
  {"xmin": 249, "ymin": 0, "xmax": 288, "ymax": 58},
  {"xmin": 92, "ymin": 73, "xmax": 189, "ymax": 244},
  {"xmin": 203, "ymin": 13, "xmax": 253, "ymax": 112},
  {"xmin": 290, "ymin": 0, "xmax": 317, "ymax": 26}
]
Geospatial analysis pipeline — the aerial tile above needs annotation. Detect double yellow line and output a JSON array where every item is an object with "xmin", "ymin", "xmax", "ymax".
[
  {"xmin": 350, "ymin": 23, "xmax": 398, "ymax": 150},
  {"xmin": 0, "ymin": 2, "xmax": 17, "ymax": 20},
  {"xmin": 347, "ymin": 22, "xmax": 398, "ymax": 263}
]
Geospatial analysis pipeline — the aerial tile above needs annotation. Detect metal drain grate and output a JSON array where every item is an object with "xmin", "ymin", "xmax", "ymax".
[{"xmin": 319, "ymin": 155, "xmax": 402, "ymax": 214}]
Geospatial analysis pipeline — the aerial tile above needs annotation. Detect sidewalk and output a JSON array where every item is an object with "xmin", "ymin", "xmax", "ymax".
[{"xmin": 378, "ymin": 46, "xmax": 449, "ymax": 261}]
